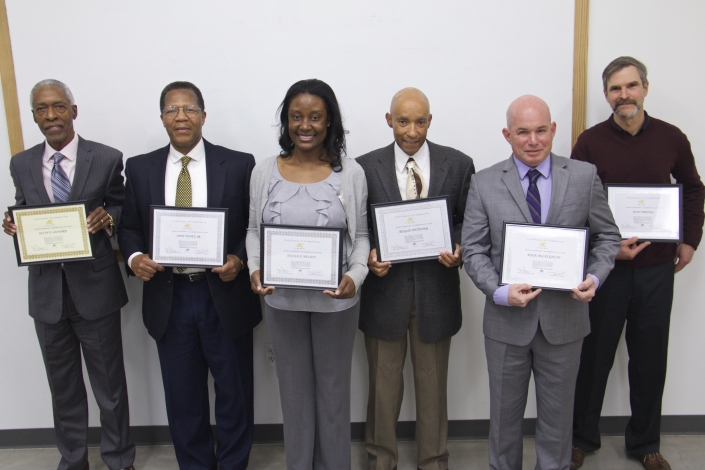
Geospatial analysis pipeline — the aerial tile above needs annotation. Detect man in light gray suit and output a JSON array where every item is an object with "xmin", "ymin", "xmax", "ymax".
[
  {"xmin": 461, "ymin": 95, "xmax": 620, "ymax": 470},
  {"xmin": 3, "ymin": 80, "xmax": 135, "ymax": 470}
]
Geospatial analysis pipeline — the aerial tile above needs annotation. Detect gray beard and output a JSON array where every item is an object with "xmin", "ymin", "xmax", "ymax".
[{"xmin": 614, "ymin": 103, "xmax": 641, "ymax": 120}]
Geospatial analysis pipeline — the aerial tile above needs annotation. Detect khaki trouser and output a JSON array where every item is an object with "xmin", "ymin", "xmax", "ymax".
[{"xmin": 364, "ymin": 301, "xmax": 451, "ymax": 470}]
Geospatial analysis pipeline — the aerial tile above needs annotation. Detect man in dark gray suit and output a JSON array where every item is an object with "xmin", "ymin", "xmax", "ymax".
[
  {"xmin": 3, "ymin": 80, "xmax": 134, "ymax": 470},
  {"xmin": 357, "ymin": 87, "xmax": 475, "ymax": 470},
  {"xmin": 462, "ymin": 95, "xmax": 620, "ymax": 470}
]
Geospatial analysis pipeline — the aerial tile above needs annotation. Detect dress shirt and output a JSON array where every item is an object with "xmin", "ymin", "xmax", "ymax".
[
  {"xmin": 42, "ymin": 133, "xmax": 78, "ymax": 202},
  {"xmin": 128, "ymin": 139, "xmax": 208, "ymax": 273},
  {"xmin": 395, "ymin": 141, "xmax": 430, "ymax": 201},
  {"xmin": 493, "ymin": 155, "xmax": 598, "ymax": 306}
]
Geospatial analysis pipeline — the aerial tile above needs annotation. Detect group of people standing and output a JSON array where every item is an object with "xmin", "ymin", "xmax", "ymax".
[{"xmin": 3, "ymin": 55, "xmax": 703, "ymax": 470}]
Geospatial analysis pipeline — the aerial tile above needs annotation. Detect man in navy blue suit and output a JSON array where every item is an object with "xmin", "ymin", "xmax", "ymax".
[{"xmin": 118, "ymin": 81, "xmax": 261, "ymax": 470}]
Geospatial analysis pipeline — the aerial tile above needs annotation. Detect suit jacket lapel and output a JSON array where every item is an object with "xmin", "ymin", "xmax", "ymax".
[
  {"xmin": 204, "ymin": 140, "xmax": 225, "ymax": 207},
  {"xmin": 69, "ymin": 136, "xmax": 93, "ymax": 201},
  {"xmin": 29, "ymin": 144, "xmax": 51, "ymax": 204},
  {"xmin": 376, "ymin": 143, "xmax": 402, "ymax": 202},
  {"xmin": 427, "ymin": 141, "xmax": 448, "ymax": 197},
  {"xmin": 501, "ymin": 156, "xmax": 533, "ymax": 223},
  {"xmin": 149, "ymin": 145, "xmax": 169, "ymax": 206},
  {"xmin": 546, "ymin": 154, "xmax": 569, "ymax": 225}
]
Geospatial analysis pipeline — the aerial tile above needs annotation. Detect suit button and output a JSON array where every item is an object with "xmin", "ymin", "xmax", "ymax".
[
  {"xmin": 167, "ymin": 281, "xmax": 172, "ymax": 285},
  {"xmin": 407, "ymin": 278, "xmax": 413, "ymax": 283}
]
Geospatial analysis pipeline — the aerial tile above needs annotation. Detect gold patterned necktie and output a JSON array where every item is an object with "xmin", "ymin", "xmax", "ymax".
[
  {"xmin": 175, "ymin": 156, "xmax": 193, "ymax": 208},
  {"xmin": 405, "ymin": 158, "xmax": 428, "ymax": 200},
  {"xmin": 175, "ymin": 156, "xmax": 192, "ymax": 272}
]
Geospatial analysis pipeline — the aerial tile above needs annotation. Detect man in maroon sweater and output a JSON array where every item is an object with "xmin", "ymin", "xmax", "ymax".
[{"xmin": 569, "ymin": 56, "xmax": 705, "ymax": 470}]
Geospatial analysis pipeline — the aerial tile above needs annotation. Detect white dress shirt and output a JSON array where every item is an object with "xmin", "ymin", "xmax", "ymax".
[
  {"xmin": 394, "ymin": 141, "xmax": 431, "ymax": 200},
  {"xmin": 42, "ymin": 133, "xmax": 79, "ymax": 202},
  {"xmin": 128, "ymin": 139, "xmax": 209, "ymax": 272}
]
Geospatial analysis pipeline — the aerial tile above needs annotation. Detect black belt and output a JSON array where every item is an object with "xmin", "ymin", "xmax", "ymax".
[{"xmin": 173, "ymin": 272, "xmax": 206, "ymax": 283}]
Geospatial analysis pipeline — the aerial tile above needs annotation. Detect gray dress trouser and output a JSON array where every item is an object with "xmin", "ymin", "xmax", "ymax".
[{"xmin": 265, "ymin": 302, "xmax": 360, "ymax": 470}]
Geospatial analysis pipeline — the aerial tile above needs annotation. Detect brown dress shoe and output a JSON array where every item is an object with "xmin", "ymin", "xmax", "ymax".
[
  {"xmin": 641, "ymin": 453, "xmax": 672, "ymax": 470},
  {"xmin": 570, "ymin": 446, "xmax": 586, "ymax": 469}
]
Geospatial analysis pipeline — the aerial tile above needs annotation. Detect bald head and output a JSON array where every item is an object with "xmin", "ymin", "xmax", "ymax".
[
  {"xmin": 506, "ymin": 95, "xmax": 551, "ymax": 129},
  {"xmin": 502, "ymin": 95, "xmax": 556, "ymax": 167},
  {"xmin": 390, "ymin": 87, "xmax": 430, "ymax": 115},
  {"xmin": 386, "ymin": 88, "xmax": 432, "ymax": 156}
]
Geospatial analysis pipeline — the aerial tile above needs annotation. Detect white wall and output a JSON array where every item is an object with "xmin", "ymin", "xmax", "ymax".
[{"xmin": 0, "ymin": 0, "xmax": 702, "ymax": 431}]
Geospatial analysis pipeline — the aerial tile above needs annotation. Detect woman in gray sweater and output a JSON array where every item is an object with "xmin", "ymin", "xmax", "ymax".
[{"xmin": 246, "ymin": 79, "xmax": 369, "ymax": 469}]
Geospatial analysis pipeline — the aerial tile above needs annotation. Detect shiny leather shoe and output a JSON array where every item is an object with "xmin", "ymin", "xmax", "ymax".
[
  {"xmin": 640, "ymin": 453, "xmax": 672, "ymax": 470},
  {"xmin": 570, "ymin": 446, "xmax": 586, "ymax": 469}
]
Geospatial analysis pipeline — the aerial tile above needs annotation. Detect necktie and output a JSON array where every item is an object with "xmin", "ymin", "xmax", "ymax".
[
  {"xmin": 526, "ymin": 168, "xmax": 542, "ymax": 224},
  {"xmin": 175, "ymin": 156, "xmax": 192, "ymax": 272},
  {"xmin": 51, "ymin": 152, "xmax": 71, "ymax": 203},
  {"xmin": 175, "ymin": 156, "xmax": 193, "ymax": 208},
  {"xmin": 405, "ymin": 158, "xmax": 427, "ymax": 200}
]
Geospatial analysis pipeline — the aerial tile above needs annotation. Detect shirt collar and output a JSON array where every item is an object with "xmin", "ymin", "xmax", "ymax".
[
  {"xmin": 169, "ymin": 138, "xmax": 205, "ymax": 164},
  {"xmin": 394, "ymin": 140, "xmax": 430, "ymax": 173},
  {"xmin": 609, "ymin": 111, "xmax": 651, "ymax": 136},
  {"xmin": 43, "ymin": 133, "xmax": 79, "ymax": 163},
  {"xmin": 513, "ymin": 154, "xmax": 552, "ymax": 180}
]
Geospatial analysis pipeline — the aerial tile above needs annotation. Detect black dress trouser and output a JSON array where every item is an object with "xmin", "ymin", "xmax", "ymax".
[{"xmin": 572, "ymin": 261, "xmax": 674, "ymax": 457}]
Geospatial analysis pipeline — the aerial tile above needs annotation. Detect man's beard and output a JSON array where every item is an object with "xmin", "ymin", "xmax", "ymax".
[{"xmin": 613, "ymin": 99, "xmax": 641, "ymax": 119}]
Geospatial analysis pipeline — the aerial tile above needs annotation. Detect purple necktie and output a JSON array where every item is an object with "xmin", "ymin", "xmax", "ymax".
[{"xmin": 526, "ymin": 169, "xmax": 541, "ymax": 224}]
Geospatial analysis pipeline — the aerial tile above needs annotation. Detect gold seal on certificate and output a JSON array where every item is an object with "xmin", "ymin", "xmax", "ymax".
[
  {"xmin": 150, "ymin": 206, "xmax": 228, "ymax": 268},
  {"xmin": 9, "ymin": 201, "xmax": 94, "ymax": 266},
  {"xmin": 500, "ymin": 223, "xmax": 588, "ymax": 291},
  {"xmin": 260, "ymin": 224, "xmax": 344, "ymax": 290},
  {"xmin": 605, "ymin": 184, "xmax": 683, "ymax": 242},
  {"xmin": 371, "ymin": 196, "xmax": 454, "ymax": 263}
]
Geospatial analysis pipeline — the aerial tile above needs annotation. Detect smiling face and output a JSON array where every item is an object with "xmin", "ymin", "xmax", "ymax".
[
  {"xmin": 502, "ymin": 96, "xmax": 556, "ymax": 167},
  {"xmin": 604, "ymin": 65, "xmax": 649, "ymax": 120},
  {"xmin": 386, "ymin": 89, "xmax": 432, "ymax": 156},
  {"xmin": 32, "ymin": 86, "xmax": 77, "ymax": 151},
  {"xmin": 287, "ymin": 93, "xmax": 329, "ymax": 154},
  {"xmin": 160, "ymin": 88, "xmax": 206, "ymax": 154}
]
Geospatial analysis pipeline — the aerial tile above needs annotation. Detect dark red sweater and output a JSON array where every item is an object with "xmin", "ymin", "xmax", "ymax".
[{"xmin": 571, "ymin": 114, "xmax": 705, "ymax": 268}]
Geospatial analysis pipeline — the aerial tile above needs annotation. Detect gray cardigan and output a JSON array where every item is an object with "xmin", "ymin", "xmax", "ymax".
[{"xmin": 246, "ymin": 155, "xmax": 370, "ymax": 292}]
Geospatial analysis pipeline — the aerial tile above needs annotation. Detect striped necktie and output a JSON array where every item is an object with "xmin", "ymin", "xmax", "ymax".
[
  {"xmin": 405, "ymin": 158, "xmax": 427, "ymax": 200},
  {"xmin": 51, "ymin": 152, "xmax": 71, "ymax": 203},
  {"xmin": 526, "ymin": 168, "xmax": 542, "ymax": 224}
]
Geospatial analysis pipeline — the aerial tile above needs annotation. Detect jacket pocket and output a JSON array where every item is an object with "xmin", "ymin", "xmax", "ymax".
[{"xmin": 93, "ymin": 252, "xmax": 118, "ymax": 272}]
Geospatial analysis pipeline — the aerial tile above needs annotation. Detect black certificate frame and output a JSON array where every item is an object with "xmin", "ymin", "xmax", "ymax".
[
  {"xmin": 150, "ymin": 205, "xmax": 229, "ymax": 268},
  {"xmin": 260, "ymin": 223, "xmax": 344, "ymax": 291},
  {"xmin": 605, "ymin": 183, "xmax": 683, "ymax": 243},
  {"xmin": 499, "ymin": 222, "xmax": 589, "ymax": 292},
  {"xmin": 370, "ymin": 195, "xmax": 454, "ymax": 264},
  {"xmin": 8, "ymin": 200, "xmax": 95, "ymax": 267}
]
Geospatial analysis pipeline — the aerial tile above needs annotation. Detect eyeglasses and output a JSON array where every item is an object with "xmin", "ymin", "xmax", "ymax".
[
  {"xmin": 162, "ymin": 105, "xmax": 202, "ymax": 118},
  {"xmin": 33, "ymin": 104, "xmax": 70, "ymax": 116}
]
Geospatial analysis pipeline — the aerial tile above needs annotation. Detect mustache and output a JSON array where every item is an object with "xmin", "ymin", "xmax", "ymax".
[{"xmin": 615, "ymin": 98, "xmax": 638, "ymax": 107}]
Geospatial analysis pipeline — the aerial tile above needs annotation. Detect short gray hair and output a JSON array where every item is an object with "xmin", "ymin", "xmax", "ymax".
[
  {"xmin": 30, "ymin": 79, "xmax": 75, "ymax": 109},
  {"xmin": 602, "ymin": 56, "xmax": 648, "ymax": 91}
]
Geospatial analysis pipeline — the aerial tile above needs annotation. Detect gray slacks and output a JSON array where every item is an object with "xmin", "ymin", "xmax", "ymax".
[
  {"xmin": 34, "ymin": 275, "xmax": 134, "ymax": 470},
  {"xmin": 485, "ymin": 324, "xmax": 582, "ymax": 470},
  {"xmin": 265, "ymin": 301, "xmax": 360, "ymax": 470}
]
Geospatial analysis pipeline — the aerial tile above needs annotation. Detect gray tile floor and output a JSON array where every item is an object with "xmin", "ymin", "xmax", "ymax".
[{"xmin": 1, "ymin": 435, "xmax": 703, "ymax": 469}]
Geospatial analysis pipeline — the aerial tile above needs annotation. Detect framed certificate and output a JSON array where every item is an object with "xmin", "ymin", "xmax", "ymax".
[
  {"xmin": 9, "ymin": 201, "xmax": 94, "ymax": 266},
  {"xmin": 371, "ymin": 196, "xmax": 454, "ymax": 263},
  {"xmin": 499, "ymin": 223, "xmax": 589, "ymax": 291},
  {"xmin": 260, "ymin": 224, "xmax": 344, "ymax": 290},
  {"xmin": 605, "ymin": 184, "xmax": 682, "ymax": 243},
  {"xmin": 150, "ymin": 206, "xmax": 228, "ymax": 268}
]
